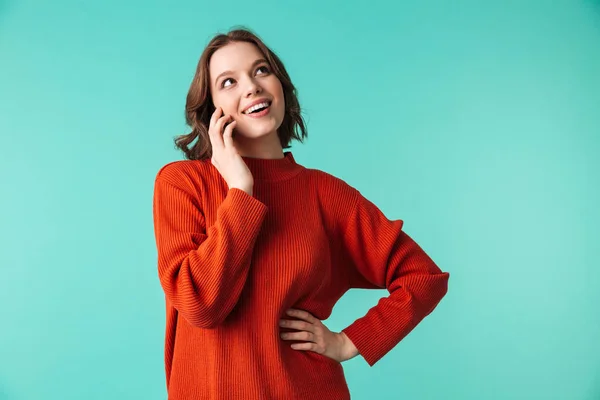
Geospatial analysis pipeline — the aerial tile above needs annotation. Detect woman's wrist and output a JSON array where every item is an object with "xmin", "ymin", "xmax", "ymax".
[{"xmin": 340, "ymin": 332, "xmax": 359, "ymax": 361}]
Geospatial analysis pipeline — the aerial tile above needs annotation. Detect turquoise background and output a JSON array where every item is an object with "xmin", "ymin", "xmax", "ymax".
[{"xmin": 1, "ymin": 0, "xmax": 599, "ymax": 399}]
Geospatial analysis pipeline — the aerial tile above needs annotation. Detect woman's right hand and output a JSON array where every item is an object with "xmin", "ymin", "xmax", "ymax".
[{"xmin": 208, "ymin": 107, "xmax": 254, "ymax": 195}]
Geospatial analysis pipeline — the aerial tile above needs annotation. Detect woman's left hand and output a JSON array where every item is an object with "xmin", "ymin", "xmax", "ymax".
[{"xmin": 279, "ymin": 308, "xmax": 360, "ymax": 363}]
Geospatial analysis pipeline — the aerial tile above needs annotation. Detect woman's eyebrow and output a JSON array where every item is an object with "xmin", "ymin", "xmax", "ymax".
[{"xmin": 215, "ymin": 58, "xmax": 268, "ymax": 83}]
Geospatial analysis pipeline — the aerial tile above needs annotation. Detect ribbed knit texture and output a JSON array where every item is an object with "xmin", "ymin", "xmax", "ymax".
[{"xmin": 152, "ymin": 151, "xmax": 450, "ymax": 399}]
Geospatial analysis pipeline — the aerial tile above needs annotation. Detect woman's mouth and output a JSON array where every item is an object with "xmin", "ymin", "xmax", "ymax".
[{"xmin": 243, "ymin": 101, "xmax": 271, "ymax": 118}]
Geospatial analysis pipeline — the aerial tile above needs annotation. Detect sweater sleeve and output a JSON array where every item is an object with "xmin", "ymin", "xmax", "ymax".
[
  {"xmin": 340, "ymin": 189, "xmax": 449, "ymax": 366},
  {"xmin": 152, "ymin": 173, "xmax": 268, "ymax": 329}
]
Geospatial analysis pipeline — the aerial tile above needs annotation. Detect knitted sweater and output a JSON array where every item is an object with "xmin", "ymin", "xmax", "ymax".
[{"xmin": 152, "ymin": 151, "xmax": 449, "ymax": 399}]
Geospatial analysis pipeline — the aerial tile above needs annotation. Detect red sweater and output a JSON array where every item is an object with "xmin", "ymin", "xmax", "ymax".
[{"xmin": 152, "ymin": 151, "xmax": 449, "ymax": 399}]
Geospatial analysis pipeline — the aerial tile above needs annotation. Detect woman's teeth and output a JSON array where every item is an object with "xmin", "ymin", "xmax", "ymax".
[{"xmin": 244, "ymin": 102, "xmax": 270, "ymax": 114}]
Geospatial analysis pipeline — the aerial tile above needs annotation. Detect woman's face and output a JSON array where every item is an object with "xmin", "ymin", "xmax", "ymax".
[{"xmin": 209, "ymin": 41, "xmax": 285, "ymax": 141}]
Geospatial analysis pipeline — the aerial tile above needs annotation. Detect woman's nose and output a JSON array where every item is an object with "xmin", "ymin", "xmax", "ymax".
[{"xmin": 244, "ymin": 79, "xmax": 262, "ymax": 97}]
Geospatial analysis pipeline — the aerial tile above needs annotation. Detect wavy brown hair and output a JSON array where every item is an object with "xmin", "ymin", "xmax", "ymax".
[{"xmin": 174, "ymin": 27, "xmax": 307, "ymax": 160}]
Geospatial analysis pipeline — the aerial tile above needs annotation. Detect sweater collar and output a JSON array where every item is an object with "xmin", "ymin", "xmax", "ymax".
[{"xmin": 241, "ymin": 151, "xmax": 303, "ymax": 182}]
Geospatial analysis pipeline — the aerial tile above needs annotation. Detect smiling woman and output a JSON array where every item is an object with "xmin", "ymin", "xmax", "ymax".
[
  {"xmin": 175, "ymin": 29, "xmax": 307, "ymax": 161},
  {"xmin": 153, "ymin": 26, "xmax": 449, "ymax": 400}
]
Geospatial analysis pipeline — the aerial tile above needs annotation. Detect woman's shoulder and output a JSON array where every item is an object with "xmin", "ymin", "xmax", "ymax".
[
  {"xmin": 154, "ymin": 158, "xmax": 216, "ymax": 190},
  {"xmin": 303, "ymin": 167, "xmax": 360, "ymax": 203}
]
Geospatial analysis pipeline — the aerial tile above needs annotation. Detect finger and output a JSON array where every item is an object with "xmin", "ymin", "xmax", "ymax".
[
  {"xmin": 209, "ymin": 106, "xmax": 223, "ymax": 129},
  {"xmin": 215, "ymin": 114, "xmax": 231, "ymax": 132},
  {"xmin": 290, "ymin": 342, "xmax": 318, "ymax": 351},
  {"xmin": 286, "ymin": 309, "xmax": 319, "ymax": 324},
  {"xmin": 280, "ymin": 330, "xmax": 315, "ymax": 342},
  {"xmin": 222, "ymin": 120, "xmax": 236, "ymax": 148},
  {"xmin": 208, "ymin": 107, "xmax": 224, "ymax": 148},
  {"xmin": 280, "ymin": 319, "xmax": 314, "ymax": 332},
  {"xmin": 212, "ymin": 115, "xmax": 231, "ymax": 150}
]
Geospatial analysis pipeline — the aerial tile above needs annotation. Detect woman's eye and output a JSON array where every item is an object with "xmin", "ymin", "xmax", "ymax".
[
  {"xmin": 221, "ymin": 66, "xmax": 269, "ymax": 88},
  {"xmin": 257, "ymin": 66, "xmax": 270, "ymax": 74}
]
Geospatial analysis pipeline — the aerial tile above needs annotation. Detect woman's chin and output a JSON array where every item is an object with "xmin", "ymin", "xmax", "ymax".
[{"xmin": 235, "ymin": 126, "xmax": 279, "ymax": 140}]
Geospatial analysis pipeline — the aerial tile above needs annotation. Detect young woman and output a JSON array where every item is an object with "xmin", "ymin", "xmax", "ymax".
[{"xmin": 152, "ymin": 27, "xmax": 450, "ymax": 400}]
